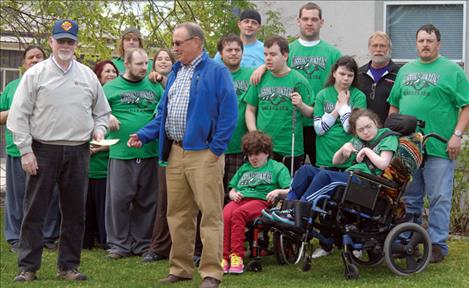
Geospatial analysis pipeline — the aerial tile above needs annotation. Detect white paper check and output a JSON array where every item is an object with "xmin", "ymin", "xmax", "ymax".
[{"xmin": 90, "ymin": 139, "xmax": 119, "ymax": 146}]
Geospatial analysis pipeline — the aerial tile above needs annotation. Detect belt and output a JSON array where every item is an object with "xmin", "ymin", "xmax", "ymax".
[{"xmin": 172, "ymin": 140, "xmax": 183, "ymax": 147}]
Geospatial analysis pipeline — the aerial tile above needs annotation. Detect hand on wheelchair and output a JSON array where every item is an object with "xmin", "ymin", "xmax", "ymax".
[
  {"xmin": 266, "ymin": 189, "xmax": 283, "ymax": 204},
  {"xmin": 229, "ymin": 189, "xmax": 244, "ymax": 203}
]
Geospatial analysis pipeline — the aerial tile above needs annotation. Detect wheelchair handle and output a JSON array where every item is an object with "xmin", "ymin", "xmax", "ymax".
[{"xmin": 423, "ymin": 133, "xmax": 448, "ymax": 144}]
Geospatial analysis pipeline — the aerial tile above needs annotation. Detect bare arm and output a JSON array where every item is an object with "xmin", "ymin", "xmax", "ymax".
[
  {"xmin": 245, "ymin": 104, "xmax": 257, "ymax": 132},
  {"xmin": 0, "ymin": 110, "xmax": 8, "ymax": 125},
  {"xmin": 356, "ymin": 148, "xmax": 394, "ymax": 171},
  {"xmin": 266, "ymin": 188, "xmax": 289, "ymax": 203},
  {"xmin": 333, "ymin": 142, "xmax": 357, "ymax": 165},
  {"xmin": 388, "ymin": 105, "xmax": 399, "ymax": 115}
]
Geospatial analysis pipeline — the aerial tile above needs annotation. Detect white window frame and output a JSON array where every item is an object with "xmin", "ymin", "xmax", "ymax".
[
  {"xmin": 1, "ymin": 68, "xmax": 21, "ymax": 92},
  {"xmin": 383, "ymin": 1, "xmax": 466, "ymax": 64}
]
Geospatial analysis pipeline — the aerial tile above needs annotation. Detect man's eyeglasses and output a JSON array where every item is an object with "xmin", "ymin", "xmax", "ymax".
[{"xmin": 172, "ymin": 37, "xmax": 194, "ymax": 47}]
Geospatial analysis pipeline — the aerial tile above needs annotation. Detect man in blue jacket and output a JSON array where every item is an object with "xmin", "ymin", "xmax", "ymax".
[{"xmin": 128, "ymin": 22, "xmax": 237, "ymax": 288}]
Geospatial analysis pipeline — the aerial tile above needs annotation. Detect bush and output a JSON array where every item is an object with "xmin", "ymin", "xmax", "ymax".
[{"xmin": 451, "ymin": 136, "xmax": 469, "ymax": 235}]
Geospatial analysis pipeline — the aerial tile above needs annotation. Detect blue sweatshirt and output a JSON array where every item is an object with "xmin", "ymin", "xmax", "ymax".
[{"xmin": 137, "ymin": 51, "xmax": 238, "ymax": 161}]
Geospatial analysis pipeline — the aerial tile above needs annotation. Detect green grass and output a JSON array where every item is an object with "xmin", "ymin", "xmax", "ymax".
[{"xmin": 1, "ymin": 210, "xmax": 468, "ymax": 287}]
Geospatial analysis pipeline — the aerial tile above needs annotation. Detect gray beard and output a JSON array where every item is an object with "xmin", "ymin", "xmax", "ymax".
[{"xmin": 371, "ymin": 55, "xmax": 390, "ymax": 67}]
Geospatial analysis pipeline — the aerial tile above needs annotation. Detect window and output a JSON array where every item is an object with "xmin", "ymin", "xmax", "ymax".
[{"xmin": 384, "ymin": 1, "xmax": 466, "ymax": 65}]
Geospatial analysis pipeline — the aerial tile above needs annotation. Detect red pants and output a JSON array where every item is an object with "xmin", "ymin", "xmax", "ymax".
[{"xmin": 223, "ymin": 198, "xmax": 269, "ymax": 258}]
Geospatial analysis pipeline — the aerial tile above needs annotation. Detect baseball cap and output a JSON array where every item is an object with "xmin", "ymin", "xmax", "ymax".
[
  {"xmin": 122, "ymin": 27, "xmax": 142, "ymax": 38},
  {"xmin": 52, "ymin": 19, "xmax": 78, "ymax": 40},
  {"xmin": 240, "ymin": 9, "xmax": 261, "ymax": 24}
]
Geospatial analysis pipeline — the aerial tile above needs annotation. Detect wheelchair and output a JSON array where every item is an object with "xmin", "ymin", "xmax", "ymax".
[{"xmin": 256, "ymin": 116, "xmax": 447, "ymax": 279}]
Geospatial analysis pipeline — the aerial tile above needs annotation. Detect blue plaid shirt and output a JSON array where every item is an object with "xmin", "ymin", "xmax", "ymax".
[{"xmin": 165, "ymin": 54, "xmax": 203, "ymax": 141}]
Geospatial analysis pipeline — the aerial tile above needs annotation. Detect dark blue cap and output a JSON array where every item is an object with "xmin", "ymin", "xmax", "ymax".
[{"xmin": 52, "ymin": 19, "xmax": 78, "ymax": 40}]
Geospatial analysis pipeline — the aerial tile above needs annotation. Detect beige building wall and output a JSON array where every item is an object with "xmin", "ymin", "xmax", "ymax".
[{"xmin": 256, "ymin": 0, "xmax": 468, "ymax": 75}]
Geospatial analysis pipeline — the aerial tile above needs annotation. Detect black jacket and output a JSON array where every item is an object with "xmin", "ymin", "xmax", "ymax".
[{"xmin": 357, "ymin": 60, "xmax": 400, "ymax": 125}]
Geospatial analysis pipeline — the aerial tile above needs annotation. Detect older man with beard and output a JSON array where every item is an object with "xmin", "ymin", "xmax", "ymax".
[
  {"xmin": 357, "ymin": 31, "xmax": 399, "ymax": 124},
  {"xmin": 7, "ymin": 19, "xmax": 111, "ymax": 282},
  {"xmin": 104, "ymin": 48, "xmax": 163, "ymax": 260}
]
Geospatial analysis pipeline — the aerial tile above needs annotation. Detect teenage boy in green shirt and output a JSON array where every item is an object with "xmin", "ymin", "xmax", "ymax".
[{"xmin": 245, "ymin": 36, "xmax": 314, "ymax": 174}]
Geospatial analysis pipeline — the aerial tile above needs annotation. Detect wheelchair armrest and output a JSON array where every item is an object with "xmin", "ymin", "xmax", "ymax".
[{"xmin": 351, "ymin": 170, "xmax": 399, "ymax": 189}]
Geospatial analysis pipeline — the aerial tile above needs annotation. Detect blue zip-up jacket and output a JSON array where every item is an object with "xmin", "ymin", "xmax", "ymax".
[{"xmin": 136, "ymin": 51, "xmax": 238, "ymax": 161}]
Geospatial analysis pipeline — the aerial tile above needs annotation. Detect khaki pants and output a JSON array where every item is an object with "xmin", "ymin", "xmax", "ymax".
[{"xmin": 166, "ymin": 144, "xmax": 224, "ymax": 280}]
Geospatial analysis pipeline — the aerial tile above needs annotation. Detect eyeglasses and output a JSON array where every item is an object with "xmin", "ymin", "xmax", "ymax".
[{"xmin": 172, "ymin": 37, "xmax": 194, "ymax": 47}]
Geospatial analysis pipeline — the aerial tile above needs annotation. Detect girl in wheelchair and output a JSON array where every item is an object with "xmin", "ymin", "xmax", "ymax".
[
  {"xmin": 223, "ymin": 131, "xmax": 291, "ymax": 274},
  {"xmin": 267, "ymin": 109, "xmax": 399, "ymax": 251}
]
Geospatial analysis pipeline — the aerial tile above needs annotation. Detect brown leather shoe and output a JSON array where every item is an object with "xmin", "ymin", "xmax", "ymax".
[
  {"xmin": 159, "ymin": 274, "xmax": 192, "ymax": 284},
  {"xmin": 430, "ymin": 244, "xmax": 445, "ymax": 263},
  {"xmin": 199, "ymin": 277, "xmax": 221, "ymax": 288}
]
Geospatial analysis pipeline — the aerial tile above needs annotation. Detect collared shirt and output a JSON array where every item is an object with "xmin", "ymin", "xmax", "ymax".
[
  {"xmin": 165, "ymin": 53, "xmax": 203, "ymax": 141},
  {"xmin": 51, "ymin": 55, "xmax": 73, "ymax": 73}
]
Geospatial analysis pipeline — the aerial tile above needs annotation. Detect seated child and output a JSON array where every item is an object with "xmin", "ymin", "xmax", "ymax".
[
  {"xmin": 223, "ymin": 131, "xmax": 291, "ymax": 274},
  {"xmin": 271, "ymin": 109, "xmax": 398, "ymax": 257}
]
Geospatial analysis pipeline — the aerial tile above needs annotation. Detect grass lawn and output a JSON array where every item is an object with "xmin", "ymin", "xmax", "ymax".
[{"xmin": 0, "ymin": 209, "xmax": 468, "ymax": 288}]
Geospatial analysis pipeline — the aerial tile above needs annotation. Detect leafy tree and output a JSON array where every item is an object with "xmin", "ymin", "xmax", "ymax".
[{"xmin": 1, "ymin": 0, "xmax": 285, "ymax": 63}]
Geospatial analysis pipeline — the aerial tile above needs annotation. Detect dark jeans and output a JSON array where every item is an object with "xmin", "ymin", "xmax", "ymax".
[
  {"xmin": 83, "ymin": 178, "xmax": 107, "ymax": 249},
  {"xmin": 303, "ymin": 126, "xmax": 316, "ymax": 165},
  {"xmin": 18, "ymin": 141, "xmax": 89, "ymax": 272}
]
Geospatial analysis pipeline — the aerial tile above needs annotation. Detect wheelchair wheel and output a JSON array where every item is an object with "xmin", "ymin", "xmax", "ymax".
[
  {"xmin": 350, "ymin": 248, "xmax": 384, "ymax": 267},
  {"xmin": 384, "ymin": 222, "xmax": 431, "ymax": 276},
  {"xmin": 273, "ymin": 231, "xmax": 304, "ymax": 265}
]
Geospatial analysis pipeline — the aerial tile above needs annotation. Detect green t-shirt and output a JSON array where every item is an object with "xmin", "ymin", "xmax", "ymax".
[
  {"xmin": 388, "ymin": 57, "xmax": 469, "ymax": 159},
  {"xmin": 288, "ymin": 39, "xmax": 342, "ymax": 126},
  {"xmin": 104, "ymin": 76, "xmax": 163, "ymax": 159},
  {"xmin": 314, "ymin": 86, "xmax": 367, "ymax": 168},
  {"xmin": 245, "ymin": 69, "xmax": 313, "ymax": 156},
  {"xmin": 112, "ymin": 57, "xmax": 155, "ymax": 76},
  {"xmin": 226, "ymin": 67, "xmax": 254, "ymax": 154},
  {"xmin": 229, "ymin": 159, "xmax": 291, "ymax": 200},
  {"xmin": 89, "ymin": 150, "xmax": 109, "ymax": 179},
  {"xmin": 347, "ymin": 128, "xmax": 399, "ymax": 175},
  {"xmin": 0, "ymin": 78, "xmax": 21, "ymax": 157}
]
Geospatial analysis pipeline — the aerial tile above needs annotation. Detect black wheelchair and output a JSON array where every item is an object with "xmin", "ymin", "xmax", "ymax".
[{"xmin": 253, "ymin": 115, "xmax": 447, "ymax": 279}]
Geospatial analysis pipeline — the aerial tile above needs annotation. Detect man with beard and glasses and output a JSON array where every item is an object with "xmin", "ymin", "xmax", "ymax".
[
  {"xmin": 357, "ymin": 31, "xmax": 399, "ymax": 124},
  {"xmin": 103, "ymin": 48, "xmax": 163, "ymax": 260},
  {"xmin": 388, "ymin": 24, "xmax": 469, "ymax": 264},
  {"xmin": 7, "ymin": 19, "xmax": 111, "ymax": 282}
]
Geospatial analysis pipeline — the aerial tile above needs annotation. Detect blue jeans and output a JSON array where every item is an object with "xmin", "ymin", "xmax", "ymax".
[{"xmin": 403, "ymin": 157, "xmax": 455, "ymax": 255}]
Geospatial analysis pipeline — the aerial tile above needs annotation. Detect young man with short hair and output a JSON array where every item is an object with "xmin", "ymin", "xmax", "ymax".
[
  {"xmin": 217, "ymin": 34, "xmax": 254, "ymax": 200},
  {"xmin": 245, "ymin": 36, "xmax": 313, "ymax": 174},
  {"xmin": 214, "ymin": 9, "xmax": 264, "ymax": 68}
]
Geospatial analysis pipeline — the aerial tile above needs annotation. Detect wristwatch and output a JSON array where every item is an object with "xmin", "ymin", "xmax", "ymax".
[{"xmin": 454, "ymin": 130, "xmax": 463, "ymax": 139}]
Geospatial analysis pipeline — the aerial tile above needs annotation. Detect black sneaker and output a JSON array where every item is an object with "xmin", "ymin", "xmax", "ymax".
[
  {"xmin": 430, "ymin": 244, "xmax": 445, "ymax": 263},
  {"xmin": 57, "ymin": 269, "xmax": 87, "ymax": 281},
  {"xmin": 142, "ymin": 251, "xmax": 167, "ymax": 262},
  {"xmin": 14, "ymin": 271, "xmax": 37, "ymax": 282},
  {"xmin": 44, "ymin": 241, "xmax": 58, "ymax": 250}
]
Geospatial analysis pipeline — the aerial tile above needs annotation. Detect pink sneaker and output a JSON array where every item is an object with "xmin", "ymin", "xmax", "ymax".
[
  {"xmin": 228, "ymin": 254, "xmax": 244, "ymax": 274},
  {"xmin": 221, "ymin": 259, "xmax": 229, "ymax": 274}
]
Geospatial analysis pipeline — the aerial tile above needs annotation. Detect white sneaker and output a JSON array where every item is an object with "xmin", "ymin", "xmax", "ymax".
[
  {"xmin": 311, "ymin": 247, "xmax": 332, "ymax": 259},
  {"xmin": 352, "ymin": 250, "xmax": 362, "ymax": 258}
]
